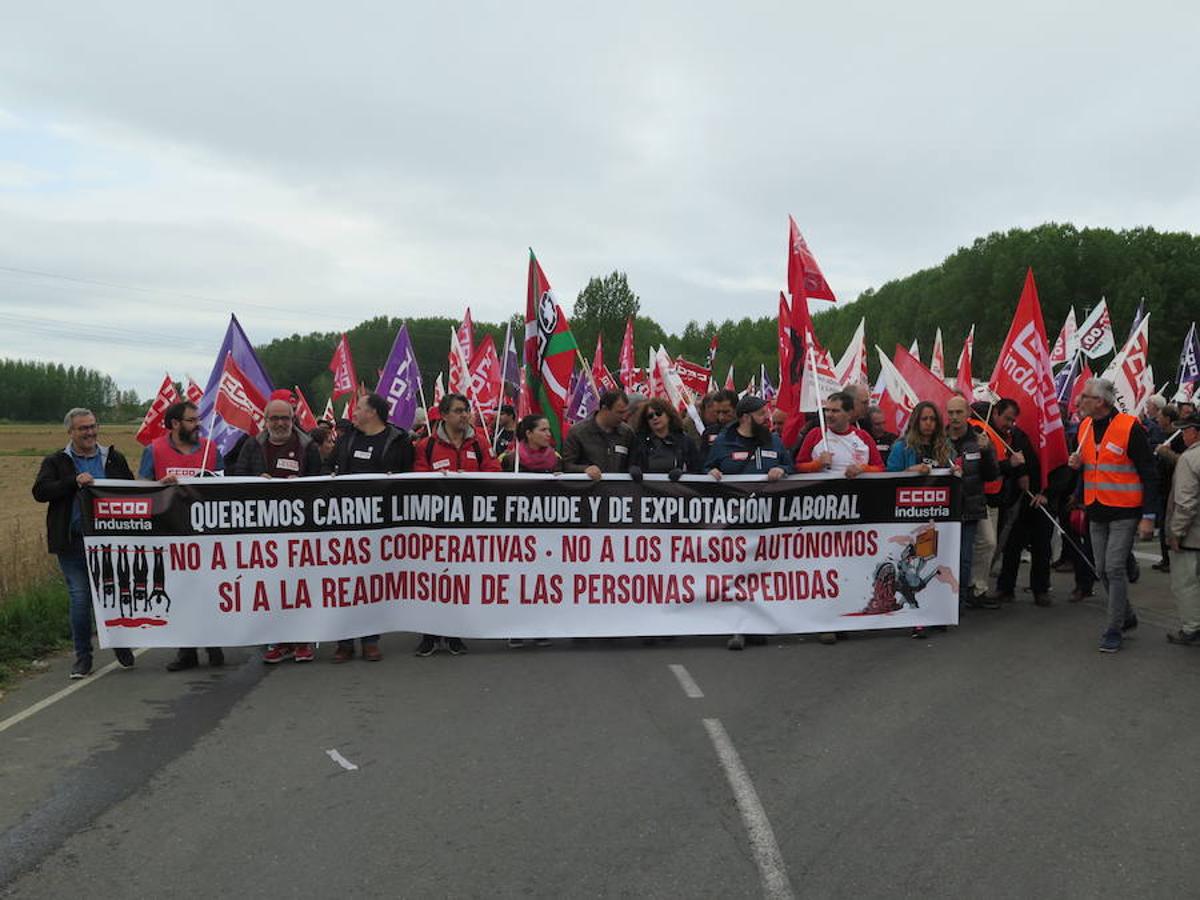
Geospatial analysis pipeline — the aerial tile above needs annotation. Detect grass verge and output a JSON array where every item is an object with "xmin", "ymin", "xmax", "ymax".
[{"xmin": 0, "ymin": 578, "xmax": 70, "ymax": 686}]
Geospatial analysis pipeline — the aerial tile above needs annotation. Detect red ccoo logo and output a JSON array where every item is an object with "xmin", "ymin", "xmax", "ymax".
[
  {"xmin": 94, "ymin": 498, "xmax": 153, "ymax": 519},
  {"xmin": 895, "ymin": 487, "xmax": 949, "ymax": 507}
]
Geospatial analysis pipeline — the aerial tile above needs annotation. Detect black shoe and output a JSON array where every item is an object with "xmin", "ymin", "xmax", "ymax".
[
  {"xmin": 446, "ymin": 637, "xmax": 467, "ymax": 655},
  {"xmin": 70, "ymin": 656, "xmax": 93, "ymax": 679},
  {"xmin": 1121, "ymin": 613, "xmax": 1138, "ymax": 633},
  {"xmin": 1151, "ymin": 560, "xmax": 1170, "ymax": 573},
  {"xmin": 1033, "ymin": 593, "xmax": 1052, "ymax": 607},
  {"xmin": 1069, "ymin": 587, "xmax": 1094, "ymax": 603},
  {"xmin": 207, "ymin": 648, "xmax": 225, "ymax": 667},
  {"xmin": 166, "ymin": 651, "xmax": 199, "ymax": 672},
  {"xmin": 114, "ymin": 648, "xmax": 135, "ymax": 668},
  {"xmin": 414, "ymin": 635, "xmax": 438, "ymax": 657}
]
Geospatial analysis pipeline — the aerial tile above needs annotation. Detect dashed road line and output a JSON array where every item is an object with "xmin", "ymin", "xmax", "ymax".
[
  {"xmin": 668, "ymin": 663, "xmax": 705, "ymax": 698},
  {"xmin": 326, "ymin": 748, "xmax": 359, "ymax": 771},
  {"xmin": 703, "ymin": 718, "xmax": 795, "ymax": 900}
]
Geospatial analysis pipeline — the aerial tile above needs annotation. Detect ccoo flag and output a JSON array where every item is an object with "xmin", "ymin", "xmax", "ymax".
[
  {"xmin": 988, "ymin": 268, "xmax": 1068, "ymax": 488},
  {"xmin": 198, "ymin": 315, "xmax": 274, "ymax": 456},
  {"xmin": 1175, "ymin": 322, "xmax": 1200, "ymax": 401}
]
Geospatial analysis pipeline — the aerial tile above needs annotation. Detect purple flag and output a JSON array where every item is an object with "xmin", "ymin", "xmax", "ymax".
[
  {"xmin": 1176, "ymin": 322, "xmax": 1199, "ymax": 401},
  {"xmin": 565, "ymin": 370, "xmax": 598, "ymax": 423},
  {"xmin": 198, "ymin": 315, "xmax": 274, "ymax": 456},
  {"xmin": 501, "ymin": 328, "xmax": 521, "ymax": 401},
  {"xmin": 375, "ymin": 324, "xmax": 422, "ymax": 429}
]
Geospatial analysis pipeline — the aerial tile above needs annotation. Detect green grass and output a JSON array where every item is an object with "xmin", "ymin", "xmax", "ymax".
[
  {"xmin": 0, "ymin": 578, "xmax": 71, "ymax": 685},
  {"xmin": 0, "ymin": 448, "xmax": 55, "ymax": 457}
]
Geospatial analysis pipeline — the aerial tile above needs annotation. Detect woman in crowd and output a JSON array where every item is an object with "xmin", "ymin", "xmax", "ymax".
[
  {"xmin": 886, "ymin": 401, "xmax": 956, "ymax": 474},
  {"xmin": 886, "ymin": 401, "xmax": 956, "ymax": 638},
  {"xmin": 628, "ymin": 398, "xmax": 705, "ymax": 479},
  {"xmin": 500, "ymin": 414, "xmax": 562, "ymax": 474},
  {"xmin": 501, "ymin": 414, "xmax": 559, "ymax": 648}
]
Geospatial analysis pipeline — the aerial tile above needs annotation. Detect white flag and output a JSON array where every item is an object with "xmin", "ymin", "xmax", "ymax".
[
  {"xmin": 1101, "ymin": 313, "xmax": 1152, "ymax": 414},
  {"xmin": 1049, "ymin": 307, "xmax": 1078, "ymax": 367},
  {"xmin": 930, "ymin": 328, "xmax": 945, "ymax": 380},
  {"xmin": 1077, "ymin": 299, "xmax": 1115, "ymax": 359},
  {"xmin": 833, "ymin": 317, "xmax": 869, "ymax": 387}
]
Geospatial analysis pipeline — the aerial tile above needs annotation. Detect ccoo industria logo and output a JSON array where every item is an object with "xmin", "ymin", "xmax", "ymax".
[
  {"xmin": 93, "ymin": 497, "xmax": 154, "ymax": 531},
  {"xmin": 894, "ymin": 486, "xmax": 951, "ymax": 519}
]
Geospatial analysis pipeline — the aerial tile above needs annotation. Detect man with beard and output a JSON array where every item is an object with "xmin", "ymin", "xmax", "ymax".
[
  {"xmin": 138, "ymin": 400, "xmax": 225, "ymax": 671},
  {"xmin": 234, "ymin": 391, "xmax": 324, "ymax": 664},
  {"xmin": 705, "ymin": 395, "xmax": 795, "ymax": 651}
]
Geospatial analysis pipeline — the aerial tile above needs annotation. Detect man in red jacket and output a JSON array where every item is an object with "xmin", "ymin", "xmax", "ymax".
[{"xmin": 413, "ymin": 393, "xmax": 500, "ymax": 656}]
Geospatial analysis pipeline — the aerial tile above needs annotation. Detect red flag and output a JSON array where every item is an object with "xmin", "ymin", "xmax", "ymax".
[
  {"xmin": 321, "ymin": 396, "xmax": 335, "ymax": 424},
  {"xmin": 328, "ymin": 334, "xmax": 358, "ymax": 400},
  {"xmin": 787, "ymin": 215, "xmax": 836, "ymax": 302},
  {"xmin": 618, "ymin": 317, "xmax": 636, "ymax": 387},
  {"xmin": 930, "ymin": 328, "xmax": 946, "ymax": 380},
  {"xmin": 293, "ymin": 386, "xmax": 318, "ymax": 432},
  {"xmin": 468, "ymin": 335, "xmax": 503, "ymax": 420},
  {"xmin": 988, "ymin": 268, "xmax": 1070, "ymax": 487},
  {"xmin": 456, "ymin": 308, "xmax": 475, "ymax": 364},
  {"xmin": 723, "ymin": 364, "xmax": 735, "ymax": 391},
  {"xmin": 591, "ymin": 334, "xmax": 619, "ymax": 393},
  {"xmin": 955, "ymin": 325, "xmax": 975, "ymax": 398},
  {"xmin": 342, "ymin": 398, "xmax": 353, "ymax": 422},
  {"xmin": 894, "ymin": 343, "xmax": 955, "ymax": 411},
  {"xmin": 136, "ymin": 374, "xmax": 181, "ymax": 446},
  {"xmin": 674, "ymin": 357, "xmax": 712, "ymax": 398},
  {"xmin": 707, "ymin": 334, "xmax": 719, "ymax": 370},
  {"xmin": 777, "ymin": 293, "xmax": 795, "ymax": 412},
  {"xmin": 184, "ymin": 377, "xmax": 204, "ymax": 405},
  {"xmin": 215, "ymin": 354, "xmax": 268, "ymax": 436},
  {"xmin": 1069, "ymin": 360, "xmax": 1093, "ymax": 420},
  {"xmin": 876, "ymin": 347, "xmax": 919, "ymax": 434}
]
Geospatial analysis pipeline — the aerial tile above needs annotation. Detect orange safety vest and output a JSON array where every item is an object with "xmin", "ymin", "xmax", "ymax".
[
  {"xmin": 1078, "ymin": 413, "xmax": 1143, "ymax": 508},
  {"xmin": 970, "ymin": 417, "xmax": 1008, "ymax": 495}
]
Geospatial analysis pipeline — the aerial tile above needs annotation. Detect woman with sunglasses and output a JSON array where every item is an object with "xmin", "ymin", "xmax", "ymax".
[{"xmin": 628, "ymin": 398, "xmax": 705, "ymax": 480}]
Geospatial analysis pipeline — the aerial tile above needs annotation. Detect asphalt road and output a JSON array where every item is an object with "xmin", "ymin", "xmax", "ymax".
[{"xmin": 2, "ymin": 563, "xmax": 1198, "ymax": 898}]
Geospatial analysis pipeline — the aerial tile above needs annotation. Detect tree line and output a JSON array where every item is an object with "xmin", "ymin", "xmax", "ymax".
[{"xmin": 0, "ymin": 360, "xmax": 142, "ymax": 423}]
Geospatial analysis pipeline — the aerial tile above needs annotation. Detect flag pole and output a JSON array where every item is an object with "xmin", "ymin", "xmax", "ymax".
[
  {"xmin": 575, "ymin": 347, "xmax": 601, "ymax": 400},
  {"xmin": 198, "ymin": 354, "xmax": 224, "ymax": 475},
  {"xmin": 807, "ymin": 340, "xmax": 826, "ymax": 441},
  {"xmin": 493, "ymin": 320, "xmax": 512, "ymax": 448}
]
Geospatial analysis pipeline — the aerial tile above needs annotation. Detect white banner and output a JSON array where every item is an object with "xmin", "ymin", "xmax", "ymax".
[{"xmin": 82, "ymin": 473, "xmax": 963, "ymax": 647}]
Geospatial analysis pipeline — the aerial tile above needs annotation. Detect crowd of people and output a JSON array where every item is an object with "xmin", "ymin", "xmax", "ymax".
[{"xmin": 32, "ymin": 378, "xmax": 1200, "ymax": 678}]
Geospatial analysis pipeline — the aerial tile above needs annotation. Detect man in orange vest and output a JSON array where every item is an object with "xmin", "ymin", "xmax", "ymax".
[{"xmin": 1069, "ymin": 378, "xmax": 1159, "ymax": 653}]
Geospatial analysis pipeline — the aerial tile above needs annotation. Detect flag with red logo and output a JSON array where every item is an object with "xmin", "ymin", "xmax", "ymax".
[
  {"xmin": 1077, "ymin": 299, "xmax": 1115, "ymax": 359},
  {"xmin": 787, "ymin": 216, "xmax": 836, "ymax": 302},
  {"xmin": 448, "ymin": 326, "xmax": 471, "ymax": 395},
  {"xmin": 930, "ymin": 328, "xmax": 946, "ymax": 380},
  {"xmin": 988, "ymin": 268, "xmax": 1069, "ymax": 484},
  {"xmin": 456, "ymin": 309, "xmax": 475, "ymax": 367},
  {"xmin": 833, "ymin": 317, "xmax": 868, "ymax": 387},
  {"xmin": 136, "ymin": 374, "xmax": 182, "ymax": 445},
  {"xmin": 875, "ymin": 346, "xmax": 919, "ymax": 434},
  {"xmin": 1049, "ymin": 307, "xmax": 1078, "ymax": 367},
  {"xmin": 328, "ymin": 334, "xmax": 358, "ymax": 400},
  {"xmin": 723, "ymin": 364, "xmax": 735, "ymax": 391},
  {"xmin": 894, "ymin": 343, "xmax": 954, "ymax": 411},
  {"xmin": 184, "ymin": 377, "xmax": 204, "ymax": 405},
  {"xmin": 955, "ymin": 325, "xmax": 975, "ymax": 398},
  {"xmin": 1102, "ymin": 312, "xmax": 1154, "ymax": 415},
  {"xmin": 433, "ymin": 372, "xmax": 445, "ymax": 406},
  {"xmin": 293, "ymin": 386, "xmax": 318, "ymax": 432},
  {"xmin": 468, "ymin": 334, "xmax": 503, "ymax": 420},
  {"xmin": 215, "ymin": 353, "xmax": 268, "ymax": 437},
  {"xmin": 618, "ymin": 316, "xmax": 636, "ymax": 388},
  {"xmin": 591, "ymin": 334, "xmax": 619, "ymax": 393},
  {"xmin": 524, "ymin": 250, "xmax": 580, "ymax": 446},
  {"xmin": 706, "ymin": 334, "xmax": 719, "ymax": 371},
  {"xmin": 674, "ymin": 357, "xmax": 712, "ymax": 399}
]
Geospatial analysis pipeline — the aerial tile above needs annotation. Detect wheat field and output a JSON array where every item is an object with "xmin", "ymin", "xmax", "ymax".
[{"xmin": 0, "ymin": 422, "xmax": 143, "ymax": 600}]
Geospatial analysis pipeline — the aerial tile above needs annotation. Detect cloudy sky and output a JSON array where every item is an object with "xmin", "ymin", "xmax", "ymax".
[{"xmin": 1, "ymin": 2, "xmax": 1196, "ymax": 397}]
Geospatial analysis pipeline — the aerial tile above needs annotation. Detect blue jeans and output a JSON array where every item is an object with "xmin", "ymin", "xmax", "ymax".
[
  {"xmin": 58, "ymin": 548, "xmax": 94, "ymax": 660},
  {"xmin": 1090, "ymin": 517, "xmax": 1138, "ymax": 633},
  {"xmin": 959, "ymin": 521, "xmax": 978, "ymax": 600}
]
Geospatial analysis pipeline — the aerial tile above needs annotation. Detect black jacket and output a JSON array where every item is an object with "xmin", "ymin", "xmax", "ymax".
[
  {"xmin": 32, "ymin": 446, "xmax": 134, "ymax": 554},
  {"xmin": 329, "ymin": 424, "xmax": 414, "ymax": 475},
  {"xmin": 629, "ymin": 429, "xmax": 705, "ymax": 475},
  {"xmin": 949, "ymin": 429, "xmax": 999, "ymax": 521},
  {"xmin": 234, "ymin": 430, "xmax": 323, "ymax": 477}
]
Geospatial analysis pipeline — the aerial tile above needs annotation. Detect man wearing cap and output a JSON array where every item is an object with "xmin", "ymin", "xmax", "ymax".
[
  {"xmin": 706, "ymin": 395, "xmax": 794, "ymax": 480},
  {"xmin": 234, "ymin": 391, "xmax": 324, "ymax": 664},
  {"xmin": 1068, "ymin": 377, "xmax": 1159, "ymax": 653},
  {"xmin": 1164, "ymin": 415, "xmax": 1200, "ymax": 645}
]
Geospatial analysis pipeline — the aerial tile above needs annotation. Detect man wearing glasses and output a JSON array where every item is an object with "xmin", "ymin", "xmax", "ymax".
[
  {"xmin": 33, "ymin": 408, "xmax": 137, "ymax": 679},
  {"xmin": 233, "ymin": 390, "xmax": 324, "ymax": 665},
  {"xmin": 413, "ymin": 392, "xmax": 500, "ymax": 656},
  {"xmin": 138, "ymin": 400, "xmax": 223, "ymax": 481},
  {"xmin": 1068, "ymin": 378, "xmax": 1159, "ymax": 653}
]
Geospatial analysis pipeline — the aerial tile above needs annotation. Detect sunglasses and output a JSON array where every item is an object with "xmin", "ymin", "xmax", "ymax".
[{"xmin": 645, "ymin": 409, "xmax": 664, "ymax": 419}]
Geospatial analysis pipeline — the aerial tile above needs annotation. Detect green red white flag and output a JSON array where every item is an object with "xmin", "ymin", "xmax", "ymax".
[{"xmin": 524, "ymin": 250, "xmax": 579, "ymax": 446}]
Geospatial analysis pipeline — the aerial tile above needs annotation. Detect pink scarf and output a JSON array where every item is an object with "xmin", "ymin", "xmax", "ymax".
[{"xmin": 516, "ymin": 442, "xmax": 560, "ymax": 472}]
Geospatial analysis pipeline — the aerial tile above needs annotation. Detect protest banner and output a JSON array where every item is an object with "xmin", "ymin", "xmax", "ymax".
[{"xmin": 81, "ymin": 473, "xmax": 962, "ymax": 647}]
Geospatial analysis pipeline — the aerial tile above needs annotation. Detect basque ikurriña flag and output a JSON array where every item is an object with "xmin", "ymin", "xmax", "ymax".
[
  {"xmin": 375, "ymin": 324, "xmax": 422, "ymax": 430},
  {"xmin": 524, "ymin": 249, "xmax": 579, "ymax": 446}
]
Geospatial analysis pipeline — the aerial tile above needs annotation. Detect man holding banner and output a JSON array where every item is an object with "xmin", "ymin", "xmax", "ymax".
[{"xmin": 137, "ymin": 401, "xmax": 223, "ymax": 481}]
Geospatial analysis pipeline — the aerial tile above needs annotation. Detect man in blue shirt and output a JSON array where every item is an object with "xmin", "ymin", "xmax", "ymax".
[{"xmin": 33, "ymin": 408, "xmax": 136, "ymax": 678}]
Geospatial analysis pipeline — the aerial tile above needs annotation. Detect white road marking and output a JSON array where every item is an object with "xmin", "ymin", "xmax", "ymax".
[
  {"xmin": 0, "ymin": 648, "xmax": 149, "ymax": 735},
  {"xmin": 1131, "ymin": 550, "xmax": 1161, "ymax": 563},
  {"xmin": 703, "ymin": 718, "xmax": 795, "ymax": 900},
  {"xmin": 326, "ymin": 748, "xmax": 359, "ymax": 771},
  {"xmin": 668, "ymin": 663, "xmax": 704, "ymax": 699}
]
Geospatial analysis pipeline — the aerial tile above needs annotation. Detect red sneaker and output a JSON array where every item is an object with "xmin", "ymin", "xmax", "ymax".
[
  {"xmin": 263, "ymin": 644, "xmax": 294, "ymax": 664},
  {"xmin": 293, "ymin": 643, "xmax": 314, "ymax": 663},
  {"xmin": 362, "ymin": 642, "xmax": 383, "ymax": 662}
]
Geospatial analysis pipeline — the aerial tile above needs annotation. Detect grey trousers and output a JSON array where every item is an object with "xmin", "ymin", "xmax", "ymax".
[
  {"xmin": 1089, "ymin": 517, "xmax": 1138, "ymax": 633},
  {"xmin": 1169, "ymin": 549, "xmax": 1200, "ymax": 633}
]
